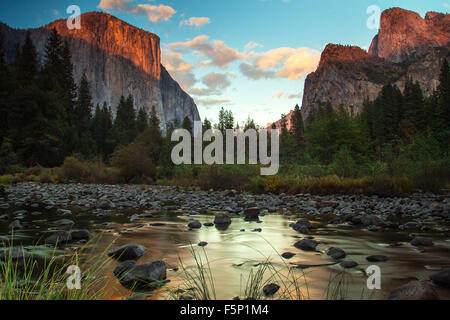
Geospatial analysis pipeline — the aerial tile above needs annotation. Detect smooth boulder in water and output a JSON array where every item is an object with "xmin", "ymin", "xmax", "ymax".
[
  {"xmin": 114, "ymin": 260, "xmax": 137, "ymax": 278},
  {"xmin": 108, "ymin": 243, "xmax": 147, "ymax": 261},
  {"xmin": 366, "ymin": 255, "xmax": 388, "ymax": 262},
  {"xmin": 70, "ymin": 229, "xmax": 91, "ymax": 242},
  {"xmin": 214, "ymin": 213, "xmax": 231, "ymax": 225},
  {"xmin": 388, "ymin": 281, "xmax": 440, "ymax": 300},
  {"xmin": 188, "ymin": 220, "xmax": 202, "ymax": 229},
  {"xmin": 119, "ymin": 261, "xmax": 167, "ymax": 291},
  {"xmin": 291, "ymin": 219, "xmax": 313, "ymax": 234},
  {"xmin": 45, "ymin": 231, "xmax": 72, "ymax": 246},
  {"xmin": 294, "ymin": 239, "xmax": 319, "ymax": 251},
  {"xmin": 244, "ymin": 207, "xmax": 260, "ymax": 221},
  {"xmin": 430, "ymin": 268, "xmax": 450, "ymax": 289},
  {"xmin": 410, "ymin": 237, "xmax": 434, "ymax": 247},
  {"xmin": 327, "ymin": 247, "xmax": 346, "ymax": 260},
  {"xmin": 263, "ymin": 283, "xmax": 280, "ymax": 297}
]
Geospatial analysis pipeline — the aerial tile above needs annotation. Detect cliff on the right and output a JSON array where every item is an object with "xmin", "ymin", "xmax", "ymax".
[{"xmin": 301, "ymin": 7, "xmax": 450, "ymax": 120}]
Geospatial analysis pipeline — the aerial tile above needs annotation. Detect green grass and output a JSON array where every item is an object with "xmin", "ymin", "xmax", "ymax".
[{"xmin": 0, "ymin": 239, "xmax": 117, "ymax": 300}]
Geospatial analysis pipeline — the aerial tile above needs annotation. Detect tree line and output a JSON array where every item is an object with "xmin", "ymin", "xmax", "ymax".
[{"xmin": 0, "ymin": 28, "xmax": 194, "ymax": 174}]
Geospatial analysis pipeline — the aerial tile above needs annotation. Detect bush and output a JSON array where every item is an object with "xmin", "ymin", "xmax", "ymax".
[
  {"xmin": 58, "ymin": 156, "xmax": 90, "ymax": 182},
  {"xmin": 110, "ymin": 143, "xmax": 155, "ymax": 183},
  {"xmin": 197, "ymin": 165, "xmax": 259, "ymax": 191},
  {"xmin": 328, "ymin": 145, "xmax": 358, "ymax": 178}
]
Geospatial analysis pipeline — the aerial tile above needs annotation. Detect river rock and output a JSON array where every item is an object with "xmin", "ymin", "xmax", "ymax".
[
  {"xmin": 430, "ymin": 268, "xmax": 450, "ymax": 289},
  {"xmin": 45, "ymin": 230, "xmax": 72, "ymax": 246},
  {"xmin": 327, "ymin": 247, "xmax": 346, "ymax": 260},
  {"xmin": 281, "ymin": 252, "xmax": 296, "ymax": 259},
  {"xmin": 8, "ymin": 220, "xmax": 24, "ymax": 230},
  {"xmin": 198, "ymin": 241, "xmax": 208, "ymax": 247},
  {"xmin": 294, "ymin": 239, "xmax": 319, "ymax": 251},
  {"xmin": 340, "ymin": 261, "xmax": 358, "ymax": 269},
  {"xmin": 188, "ymin": 220, "xmax": 202, "ymax": 229},
  {"xmin": 51, "ymin": 219, "xmax": 75, "ymax": 227},
  {"xmin": 263, "ymin": 283, "xmax": 280, "ymax": 296},
  {"xmin": 108, "ymin": 243, "xmax": 147, "ymax": 261},
  {"xmin": 214, "ymin": 213, "xmax": 231, "ymax": 225},
  {"xmin": 113, "ymin": 260, "xmax": 137, "ymax": 278},
  {"xmin": 410, "ymin": 237, "xmax": 434, "ymax": 247},
  {"xmin": 0, "ymin": 247, "xmax": 30, "ymax": 261},
  {"xmin": 388, "ymin": 281, "xmax": 440, "ymax": 300},
  {"xmin": 119, "ymin": 261, "xmax": 167, "ymax": 290},
  {"xmin": 366, "ymin": 255, "xmax": 389, "ymax": 262},
  {"xmin": 291, "ymin": 219, "xmax": 313, "ymax": 234},
  {"xmin": 70, "ymin": 229, "xmax": 91, "ymax": 241},
  {"xmin": 244, "ymin": 207, "xmax": 260, "ymax": 221}
]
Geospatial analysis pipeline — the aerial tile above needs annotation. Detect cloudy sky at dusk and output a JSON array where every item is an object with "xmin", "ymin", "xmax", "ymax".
[{"xmin": 0, "ymin": 0, "xmax": 447, "ymax": 125}]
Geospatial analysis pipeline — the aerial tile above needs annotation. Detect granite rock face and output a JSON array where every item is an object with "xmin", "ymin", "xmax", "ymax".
[
  {"xmin": 0, "ymin": 12, "xmax": 200, "ymax": 131},
  {"xmin": 300, "ymin": 8, "xmax": 450, "ymax": 120},
  {"xmin": 369, "ymin": 8, "xmax": 450, "ymax": 63}
]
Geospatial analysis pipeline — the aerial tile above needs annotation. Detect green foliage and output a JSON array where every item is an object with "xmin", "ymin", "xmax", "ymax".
[
  {"xmin": 328, "ymin": 145, "xmax": 358, "ymax": 178},
  {"xmin": 110, "ymin": 142, "xmax": 155, "ymax": 183}
]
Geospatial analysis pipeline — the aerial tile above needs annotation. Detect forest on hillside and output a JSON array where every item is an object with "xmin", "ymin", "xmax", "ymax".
[{"xmin": 0, "ymin": 28, "xmax": 449, "ymax": 195}]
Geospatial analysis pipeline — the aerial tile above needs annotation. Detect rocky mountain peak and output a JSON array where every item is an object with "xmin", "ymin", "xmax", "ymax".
[
  {"xmin": 369, "ymin": 7, "xmax": 450, "ymax": 62},
  {"xmin": 44, "ymin": 11, "xmax": 161, "ymax": 80},
  {"xmin": 318, "ymin": 44, "xmax": 368, "ymax": 70}
]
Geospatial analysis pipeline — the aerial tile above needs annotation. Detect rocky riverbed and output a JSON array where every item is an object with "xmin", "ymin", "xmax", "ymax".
[{"xmin": 0, "ymin": 182, "xmax": 449, "ymax": 300}]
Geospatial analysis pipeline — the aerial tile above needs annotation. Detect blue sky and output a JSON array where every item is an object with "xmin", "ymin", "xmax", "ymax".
[{"xmin": 0, "ymin": 0, "xmax": 448, "ymax": 125}]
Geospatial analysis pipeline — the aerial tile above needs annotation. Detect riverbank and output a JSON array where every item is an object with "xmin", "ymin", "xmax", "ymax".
[{"xmin": 1, "ymin": 183, "xmax": 449, "ymax": 300}]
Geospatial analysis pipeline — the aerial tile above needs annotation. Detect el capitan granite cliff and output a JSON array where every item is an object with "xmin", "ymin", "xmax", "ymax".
[{"xmin": 0, "ymin": 12, "xmax": 200, "ymax": 130}]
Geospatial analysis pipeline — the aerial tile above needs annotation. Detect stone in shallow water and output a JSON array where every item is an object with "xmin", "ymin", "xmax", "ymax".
[
  {"xmin": 108, "ymin": 243, "xmax": 147, "ymax": 261},
  {"xmin": 198, "ymin": 241, "xmax": 208, "ymax": 247},
  {"xmin": 45, "ymin": 231, "xmax": 72, "ymax": 246},
  {"xmin": 388, "ymin": 281, "xmax": 439, "ymax": 300},
  {"xmin": 263, "ymin": 283, "xmax": 280, "ymax": 296},
  {"xmin": 188, "ymin": 220, "xmax": 202, "ymax": 229},
  {"xmin": 214, "ymin": 213, "xmax": 231, "ymax": 225},
  {"xmin": 294, "ymin": 239, "xmax": 319, "ymax": 251},
  {"xmin": 8, "ymin": 220, "xmax": 24, "ymax": 230},
  {"xmin": 281, "ymin": 252, "xmax": 296, "ymax": 259},
  {"xmin": 327, "ymin": 247, "xmax": 346, "ymax": 260},
  {"xmin": 0, "ymin": 247, "xmax": 30, "ymax": 261},
  {"xmin": 244, "ymin": 207, "xmax": 260, "ymax": 221},
  {"xmin": 70, "ymin": 229, "xmax": 90, "ymax": 241},
  {"xmin": 430, "ymin": 268, "xmax": 450, "ymax": 289},
  {"xmin": 114, "ymin": 260, "xmax": 137, "ymax": 278},
  {"xmin": 340, "ymin": 261, "xmax": 358, "ymax": 269},
  {"xmin": 366, "ymin": 255, "xmax": 389, "ymax": 262},
  {"xmin": 51, "ymin": 219, "xmax": 75, "ymax": 227},
  {"xmin": 119, "ymin": 261, "xmax": 167, "ymax": 291},
  {"xmin": 410, "ymin": 237, "xmax": 434, "ymax": 247}
]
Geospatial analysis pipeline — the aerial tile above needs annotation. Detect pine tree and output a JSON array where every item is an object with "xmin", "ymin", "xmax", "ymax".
[
  {"xmin": 114, "ymin": 94, "xmax": 136, "ymax": 145},
  {"xmin": 136, "ymin": 108, "xmax": 149, "ymax": 133},
  {"xmin": 16, "ymin": 31, "xmax": 38, "ymax": 85},
  {"xmin": 74, "ymin": 73, "xmax": 95, "ymax": 157},
  {"xmin": 403, "ymin": 79, "xmax": 425, "ymax": 132},
  {"xmin": 182, "ymin": 116, "xmax": 193, "ymax": 134},
  {"xmin": 292, "ymin": 104, "xmax": 306, "ymax": 154}
]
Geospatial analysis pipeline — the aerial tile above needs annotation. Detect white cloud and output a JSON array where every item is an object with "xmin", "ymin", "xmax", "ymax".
[
  {"xmin": 189, "ymin": 72, "xmax": 234, "ymax": 96},
  {"xmin": 241, "ymin": 47, "xmax": 320, "ymax": 80},
  {"xmin": 168, "ymin": 35, "xmax": 245, "ymax": 69},
  {"xmin": 180, "ymin": 17, "xmax": 211, "ymax": 28},
  {"xmin": 98, "ymin": 0, "xmax": 176, "ymax": 23}
]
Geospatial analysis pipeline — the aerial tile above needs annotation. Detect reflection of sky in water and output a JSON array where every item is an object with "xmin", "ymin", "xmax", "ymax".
[{"xmin": 89, "ymin": 213, "xmax": 450, "ymax": 300}]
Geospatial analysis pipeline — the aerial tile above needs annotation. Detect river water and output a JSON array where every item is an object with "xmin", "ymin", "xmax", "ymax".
[{"xmin": 1, "ymin": 205, "xmax": 449, "ymax": 300}]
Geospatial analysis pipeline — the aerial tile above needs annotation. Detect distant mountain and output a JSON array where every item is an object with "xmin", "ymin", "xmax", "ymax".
[
  {"xmin": 299, "ymin": 7, "xmax": 450, "ymax": 120},
  {"xmin": 0, "ymin": 12, "xmax": 200, "ymax": 130}
]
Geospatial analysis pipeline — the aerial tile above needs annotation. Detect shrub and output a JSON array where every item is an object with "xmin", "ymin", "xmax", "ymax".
[
  {"xmin": 328, "ymin": 146, "xmax": 358, "ymax": 178},
  {"xmin": 58, "ymin": 156, "xmax": 90, "ymax": 182},
  {"xmin": 197, "ymin": 165, "xmax": 259, "ymax": 191},
  {"xmin": 110, "ymin": 143, "xmax": 155, "ymax": 183}
]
